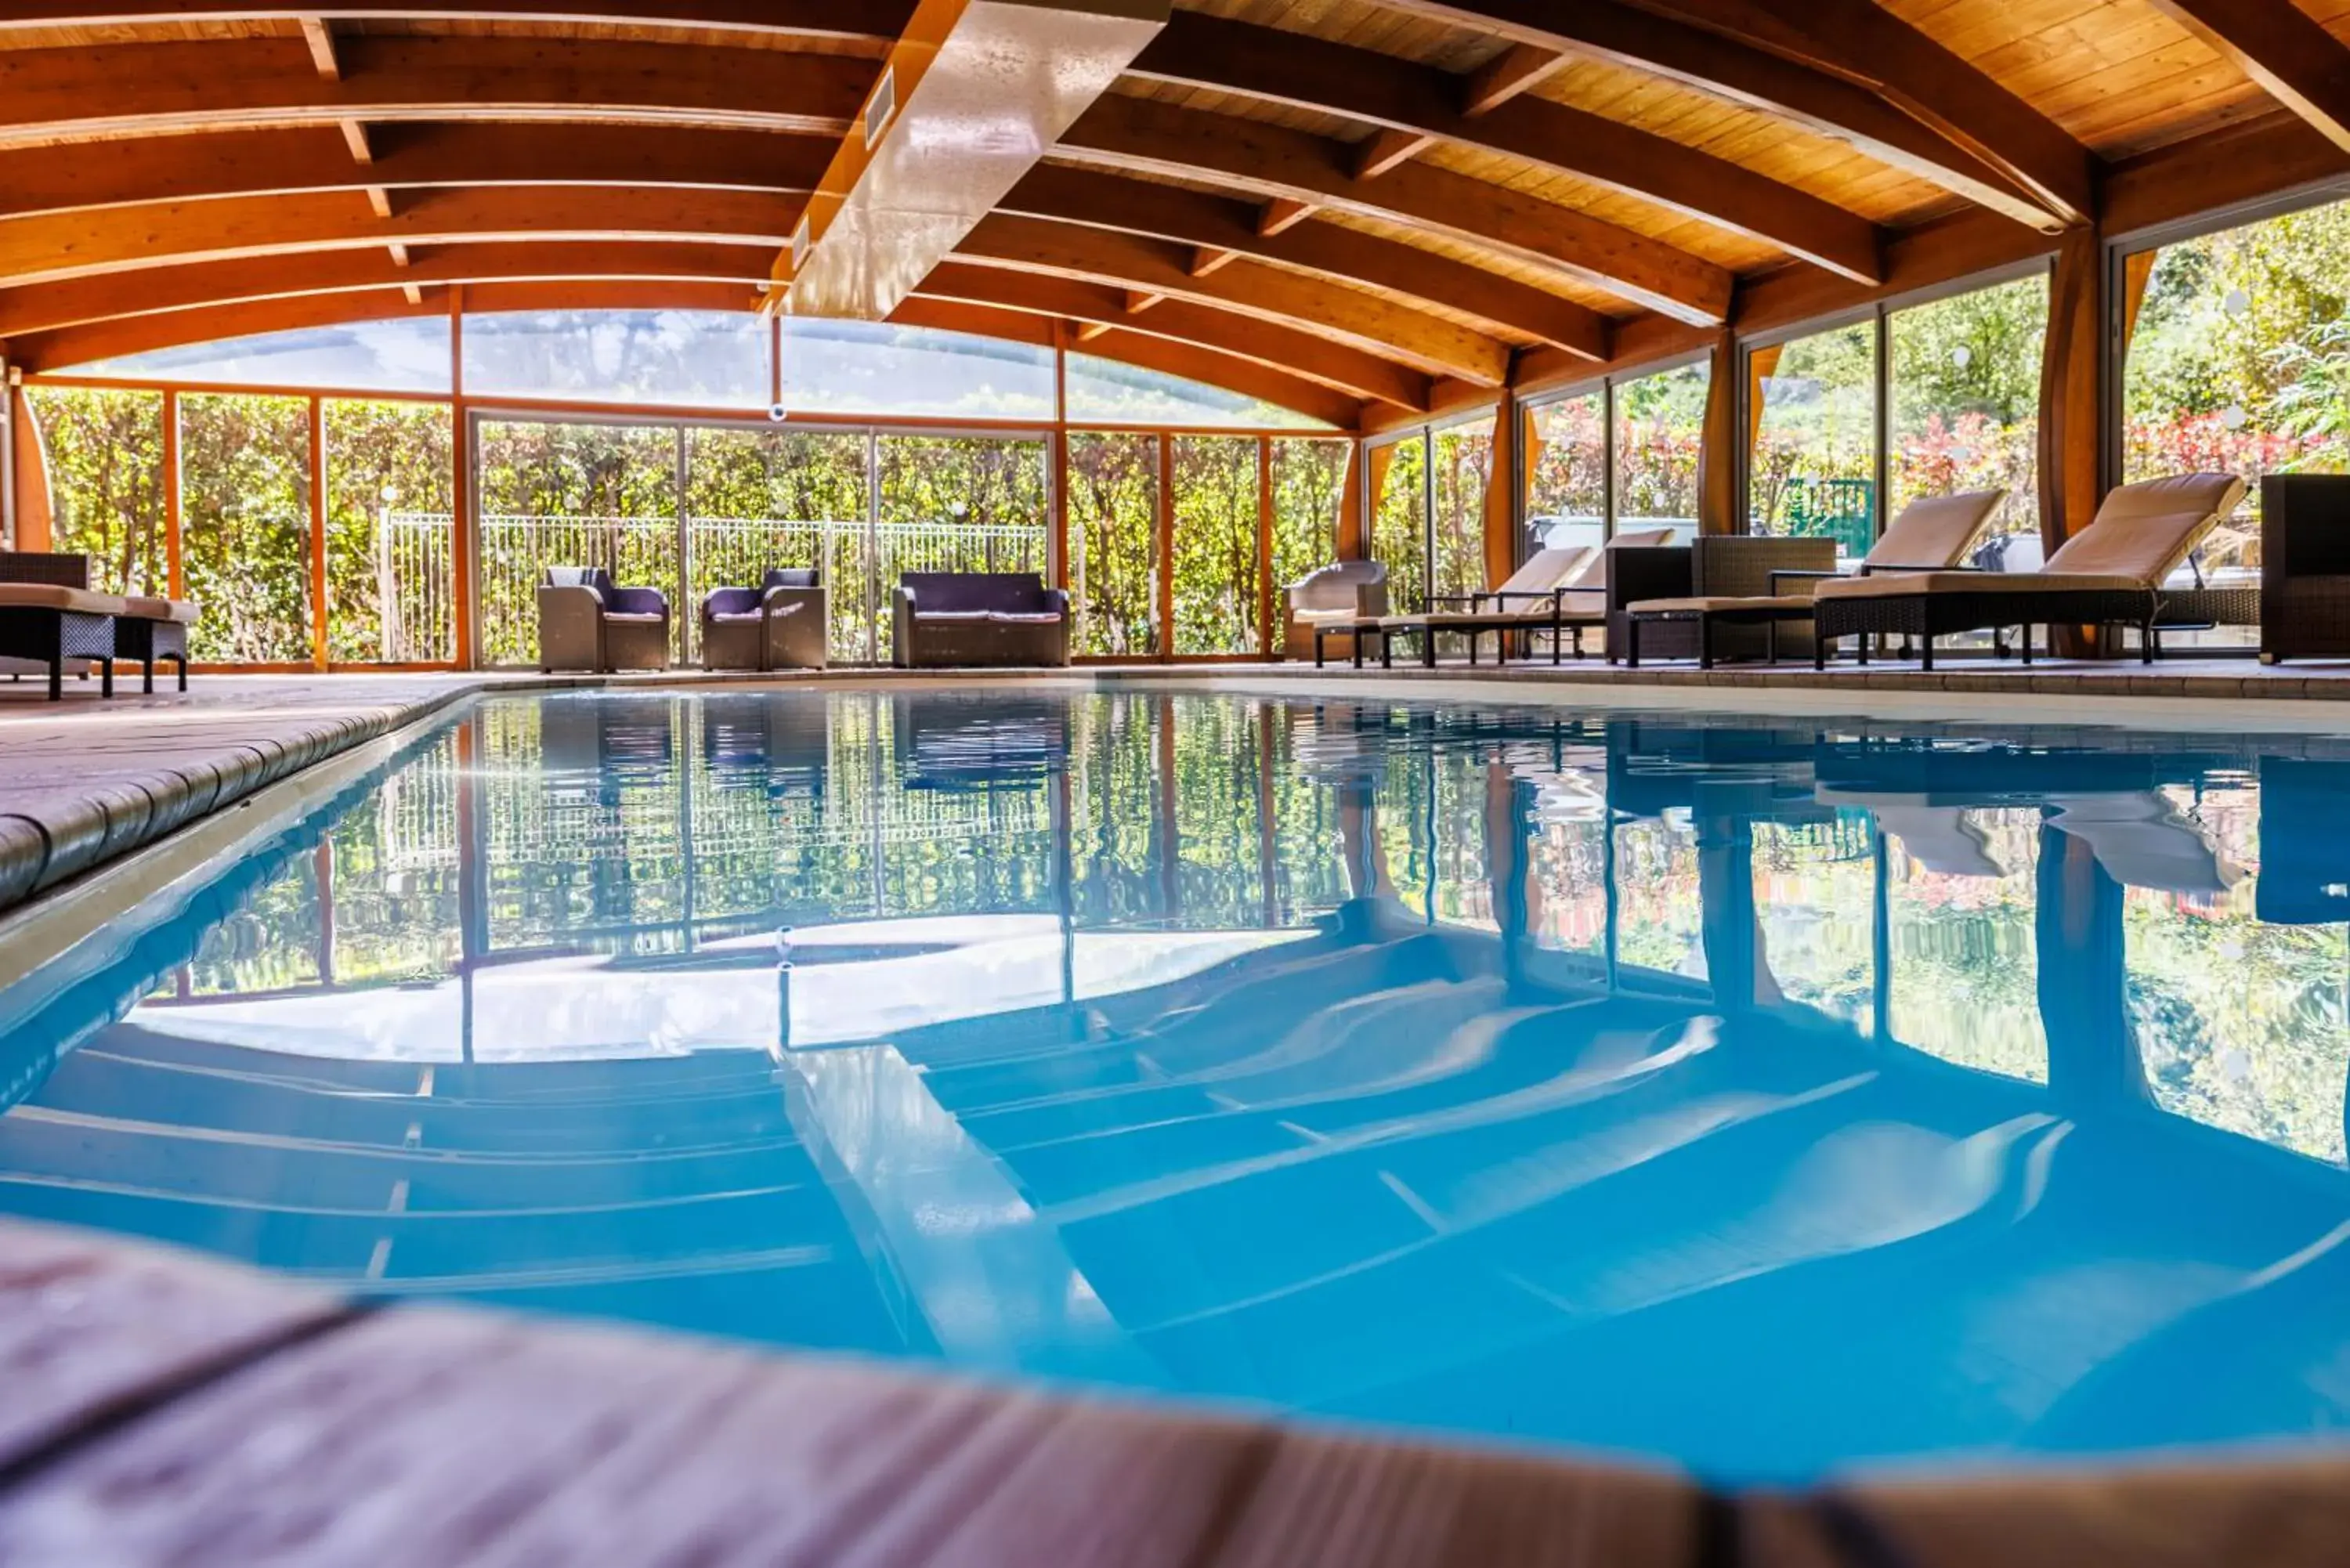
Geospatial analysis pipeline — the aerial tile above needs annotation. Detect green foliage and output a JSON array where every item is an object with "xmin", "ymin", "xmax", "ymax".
[
  {"xmin": 1372, "ymin": 434, "xmax": 1429, "ymax": 611},
  {"xmin": 1269, "ymin": 437, "xmax": 1348, "ymax": 591},
  {"xmin": 26, "ymin": 387, "xmax": 167, "ymax": 596},
  {"xmin": 1066, "ymin": 432, "xmax": 1158, "ymax": 657},
  {"xmin": 1526, "ymin": 393, "xmax": 1604, "ymax": 524},
  {"xmin": 1170, "ymin": 435, "xmax": 1260, "ymax": 654},
  {"xmin": 1430, "ymin": 423, "xmax": 1491, "ymax": 598},
  {"xmin": 1614, "ymin": 362, "xmax": 1707, "ymax": 526},
  {"xmin": 180, "ymin": 393, "xmax": 313, "ymax": 663}
]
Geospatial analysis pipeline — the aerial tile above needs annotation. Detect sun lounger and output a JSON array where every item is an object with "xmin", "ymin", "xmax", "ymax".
[
  {"xmin": 1622, "ymin": 490, "xmax": 2005, "ymax": 666},
  {"xmin": 1811, "ymin": 474, "xmax": 2246, "ymax": 670}
]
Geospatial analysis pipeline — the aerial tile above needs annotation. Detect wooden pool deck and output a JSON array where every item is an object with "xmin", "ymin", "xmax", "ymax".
[{"xmin": 0, "ymin": 1212, "xmax": 2341, "ymax": 1566}]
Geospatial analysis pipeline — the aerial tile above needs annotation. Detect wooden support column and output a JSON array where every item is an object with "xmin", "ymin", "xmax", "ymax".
[
  {"xmin": 9, "ymin": 385, "xmax": 52, "ymax": 552},
  {"xmin": 450, "ymin": 287, "xmax": 475, "ymax": 669},
  {"xmin": 1481, "ymin": 399, "xmax": 1517, "ymax": 587},
  {"xmin": 1336, "ymin": 440, "xmax": 1370, "ymax": 561},
  {"xmin": 1155, "ymin": 429, "xmax": 1173, "ymax": 661},
  {"xmin": 307, "ymin": 396, "xmax": 327, "ymax": 670},
  {"xmin": 1256, "ymin": 433, "xmax": 1274, "ymax": 659},
  {"xmin": 1052, "ymin": 323, "xmax": 1070, "ymax": 592},
  {"xmin": 2039, "ymin": 224, "xmax": 2106, "ymax": 656},
  {"xmin": 1361, "ymin": 440, "xmax": 1396, "ymax": 563},
  {"xmin": 162, "ymin": 389, "xmax": 183, "ymax": 598},
  {"xmin": 1695, "ymin": 328, "xmax": 1740, "ymax": 534}
]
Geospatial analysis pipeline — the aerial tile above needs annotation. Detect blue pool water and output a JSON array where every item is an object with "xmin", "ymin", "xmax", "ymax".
[{"xmin": 2, "ymin": 688, "xmax": 2348, "ymax": 1483}]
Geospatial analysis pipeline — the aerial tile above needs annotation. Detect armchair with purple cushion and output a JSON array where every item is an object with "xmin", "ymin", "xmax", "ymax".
[
  {"xmin": 537, "ymin": 565, "xmax": 671, "ymax": 673},
  {"xmin": 891, "ymin": 572, "xmax": 1070, "ymax": 669},
  {"xmin": 700, "ymin": 568, "xmax": 828, "ymax": 670}
]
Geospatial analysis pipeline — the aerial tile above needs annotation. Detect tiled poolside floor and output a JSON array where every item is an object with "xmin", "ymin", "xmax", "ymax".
[{"xmin": 7, "ymin": 656, "xmax": 2350, "ymax": 914}]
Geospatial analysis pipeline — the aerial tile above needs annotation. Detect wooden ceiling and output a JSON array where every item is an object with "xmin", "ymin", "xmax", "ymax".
[{"xmin": 2, "ymin": 0, "xmax": 2348, "ymax": 425}]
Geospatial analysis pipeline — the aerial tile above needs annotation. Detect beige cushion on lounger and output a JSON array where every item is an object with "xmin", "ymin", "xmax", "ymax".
[
  {"xmin": 1864, "ymin": 488, "xmax": 2007, "ymax": 573},
  {"xmin": 120, "ymin": 596, "xmax": 199, "ymax": 623},
  {"xmin": 0, "ymin": 583, "xmax": 130, "ymax": 616},
  {"xmin": 2041, "ymin": 471, "xmax": 2246, "ymax": 580}
]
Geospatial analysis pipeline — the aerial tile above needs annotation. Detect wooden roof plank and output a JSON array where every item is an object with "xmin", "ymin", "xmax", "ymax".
[{"xmin": 2146, "ymin": 0, "xmax": 2350, "ymax": 152}]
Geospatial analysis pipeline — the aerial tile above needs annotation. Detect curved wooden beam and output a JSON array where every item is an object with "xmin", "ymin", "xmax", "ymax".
[
  {"xmin": 1366, "ymin": 0, "xmax": 2066, "ymax": 231},
  {"xmin": 0, "ymin": 185, "xmax": 1500, "ymax": 385},
  {"xmin": 956, "ymin": 215, "xmax": 1508, "ymax": 383},
  {"xmin": 0, "ymin": 0, "xmax": 911, "ymax": 37},
  {"xmin": 2148, "ymin": 0, "xmax": 2350, "ymax": 154},
  {"xmin": 1130, "ymin": 9, "xmax": 1882, "ymax": 282},
  {"xmin": 1676, "ymin": 0, "xmax": 2093, "ymax": 226},
  {"xmin": 0, "ymin": 34, "xmax": 869, "ymax": 144},
  {"xmin": 0, "ymin": 122, "xmax": 1608, "ymax": 358},
  {"xmin": 1058, "ymin": 93, "xmax": 1733, "ymax": 323},
  {"xmin": 913, "ymin": 263, "xmax": 1427, "ymax": 409},
  {"xmin": 9, "ymin": 276, "xmax": 1364, "ymax": 426}
]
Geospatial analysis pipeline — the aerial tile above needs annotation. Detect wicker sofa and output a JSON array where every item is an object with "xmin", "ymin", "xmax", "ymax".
[{"xmin": 891, "ymin": 572, "xmax": 1070, "ymax": 669}]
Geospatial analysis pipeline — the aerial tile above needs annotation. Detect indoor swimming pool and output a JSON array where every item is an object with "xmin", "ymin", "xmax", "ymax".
[{"xmin": 1, "ymin": 687, "xmax": 2345, "ymax": 1485}]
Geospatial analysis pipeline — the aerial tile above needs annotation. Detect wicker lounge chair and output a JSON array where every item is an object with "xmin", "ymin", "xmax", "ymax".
[
  {"xmin": 1622, "ymin": 490, "xmax": 2006, "ymax": 666},
  {"xmin": 1327, "ymin": 529, "xmax": 1673, "ymax": 669},
  {"xmin": 1811, "ymin": 474, "xmax": 2247, "ymax": 670},
  {"xmin": 700, "ymin": 569, "xmax": 827, "ymax": 671},
  {"xmin": 0, "ymin": 550, "xmax": 200, "ymax": 699}
]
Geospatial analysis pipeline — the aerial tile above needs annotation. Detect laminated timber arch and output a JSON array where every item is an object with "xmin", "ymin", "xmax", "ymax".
[{"xmin": 2, "ymin": 0, "xmax": 2348, "ymax": 450}]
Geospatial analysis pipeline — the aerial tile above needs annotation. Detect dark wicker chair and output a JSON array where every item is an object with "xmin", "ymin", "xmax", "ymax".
[
  {"xmin": 537, "ymin": 566, "xmax": 671, "ymax": 673},
  {"xmin": 701, "ymin": 568, "xmax": 827, "ymax": 671},
  {"xmin": 891, "ymin": 573, "xmax": 1069, "ymax": 669},
  {"xmin": 1607, "ymin": 537, "xmax": 1836, "ymax": 666}
]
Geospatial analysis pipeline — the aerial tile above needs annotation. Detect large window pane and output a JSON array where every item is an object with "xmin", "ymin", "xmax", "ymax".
[
  {"xmin": 324, "ymin": 399, "xmax": 454, "ymax": 663},
  {"xmin": 685, "ymin": 428, "xmax": 872, "ymax": 663},
  {"xmin": 70, "ymin": 319, "xmax": 453, "ymax": 395},
  {"xmin": 465, "ymin": 311, "xmax": 769, "ymax": 410},
  {"xmin": 475, "ymin": 420, "xmax": 681, "ymax": 667},
  {"xmin": 1066, "ymin": 354, "xmax": 1332, "ymax": 429},
  {"xmin": 1431, "ymin": 419, "xmax": 1491, "ymax": 600},
  {"xmin": 1066, "ymin": 432, "xmax": 1159, "ymax": 658},
  {"xmin": 1524, "ymin": 391, "xmax": 1605, "ymax": 554},
  {"xmin": 783, "ymin": 320, "xmax": 1054, "ymax": 419},
  {"xmin": 1371, "ymin": 433, "xmax": 1428, "ymax": 612},
  {"xmin": 26, "ymin": 386, "xmax": 167, "ymax": 596},
  {"xmin": 1269, "ymin": 436, "xmax": 1348, "ymax": 591},
  {"xmin": 876, "ymin": 435, "xmax": 1049, "ymax": 658},
  {"xmin": 2122, "ymin": 200, "xmax": 2350, "ymax": 624},
  {"xmin": 180, "ymin": 392, "xmax": 313, "ymax": 664},
  {"xmin": 1749, "ymin": 323, "xmax": 1876, "ymax": 560},
  {"xmin": 1613, "ymin": 362, "xmax": 1706, "ymax": 543},
  {"xmin": 1170, "ymin": 435, "xmax": 1260, "ymax": 655},
  {"xmin": 1889, "ymin": 273, "xmax": 2048, "ymax": 554}
]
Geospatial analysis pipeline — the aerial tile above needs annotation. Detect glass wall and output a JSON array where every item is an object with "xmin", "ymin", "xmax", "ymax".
[
  {"xmin": 179, "ymin": 392, "xmax": 314, "ymax": 664},
  {"xmin": 1430, "ymin": 420, "xmax": 1492, "ymax": 604},
  {"xmin": 1736, "ymin": 266, "xmax": 2050, "ymax": 568},
  {"xmin": 1889, "ymin": 271, "xmax": 2048, "ymax": 553},
  {"xmin": 1269, "ymin": 436, "xmax": 1349, "ymax": 592},
  {"xmin": 1170, "ymin": 435, "xmax": 1262, "ymax": 656},
  {"xmin": 30, "ymin": 309, "xmax": 1336, "ymax": 670},
  {"xmin": 1066, "ymin": 432, "xmax": 1159, "ymax": 657},
  {"xmin": 1371, "ymin": 431, "xmax": 1430, "ymax": 614},
  {"xmin": 324, "ymin": 399, "xmax": 454, "ymax": 663},
  {"xmin": 1612, "ymin": 360, "xmax": 1707, "ymax": 543},
  {"xmin": 24, "ymin": 386, "xmax": 168, "ymax": 597},
  {"xmin": 2120, "ymin": 197, "xmax": 2350, "ymax": 602},
  {"xmin": 1748, "ymin": 320, "xmax": 1876, "ymax": 558},
  {"xmin": 1523, "ymin": 390, "xmax": 1605, "ymax": 555}
]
